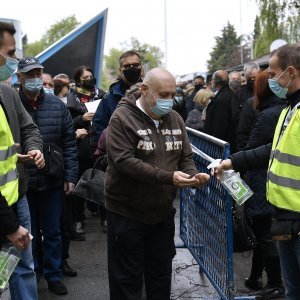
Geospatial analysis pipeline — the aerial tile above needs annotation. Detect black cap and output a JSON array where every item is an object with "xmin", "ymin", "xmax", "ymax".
[{"xmin": 18, "ymin": 57, "xmax": 44, "ymax": 73}]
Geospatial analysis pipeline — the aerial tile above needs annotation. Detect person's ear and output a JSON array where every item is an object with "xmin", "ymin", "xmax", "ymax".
[
  {"xmin": 140, "ymin": 83, "xmax": 148, "ymax": 96},
  {"xmin": 288, "ymin": 66, "xmax": 297, "ymax": 79}
]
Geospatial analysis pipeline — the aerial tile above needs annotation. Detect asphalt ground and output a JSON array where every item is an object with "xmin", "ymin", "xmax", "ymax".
[{"xmin": 1, "ymin": 197, "xmax": 285, "ymax": 300}]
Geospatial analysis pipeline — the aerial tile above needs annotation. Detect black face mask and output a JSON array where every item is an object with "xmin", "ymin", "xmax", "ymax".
[
  {"xmin": 194, "ymin": 84, "xmax": 203, "ymax": 91},
  {"xmin": 82, "ymin": 78, "xmax": 96, "ymax": 90},
  {"xmin": 123, "ymin": 68, "xmax": 141, "ymax": 84},
  {"xmin": 247, "ymin": 79, "xmax": 255, "ymax": 91}
]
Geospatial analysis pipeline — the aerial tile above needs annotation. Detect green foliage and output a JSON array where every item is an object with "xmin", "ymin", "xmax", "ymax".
[
  {"xmin": 100, "ymin": 68, "xmax": 111, "ymax": 91},
  {"xmin": 104, "ymin": 48, "xmax": 123, "ymax": 78},
  {"xmin": 23, "ymin": 40, "xmax": 46, "ymax": 57},
  {"xmin": 253, "ymin": 0, "xmax": 283, "ymax": 57},
  {"xmin": 23, "ymin": 15, "xmax": 80, "ymax": 57},
  {"xmin": 122, "ymin": 37, "xmax": 164, "ymax": 70},
  {"xmin": 206, "ymin": 22, "xmax": 240, "ymax": 73},
  {"xmin": 103, "ymin": 37, "xmax": 164, "ymax": 83},
  {"xmin": 253, "ymin": 0, "xmax": 300, "ymax": 58}
]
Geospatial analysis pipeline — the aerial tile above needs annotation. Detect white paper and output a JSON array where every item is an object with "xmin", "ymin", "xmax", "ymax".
[{"xmin": 84, "ymin": 99, "xmax": 101, "ymax": 113}]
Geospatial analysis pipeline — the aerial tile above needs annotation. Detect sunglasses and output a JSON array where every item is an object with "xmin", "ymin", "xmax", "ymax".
[{"xmin": 122, "ymin": 63, "xmax": 141, "ymax": 70}]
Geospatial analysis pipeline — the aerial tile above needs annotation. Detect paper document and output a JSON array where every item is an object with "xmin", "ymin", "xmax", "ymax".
[{"xmin": 84, "ymin": 99, "xmax": 101, "ymax": 113}]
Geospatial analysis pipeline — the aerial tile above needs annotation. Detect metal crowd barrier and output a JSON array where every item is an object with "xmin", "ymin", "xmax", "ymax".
[{"xmin": 180, "ymin": 128, "xmax": 254, "ymax": 300}]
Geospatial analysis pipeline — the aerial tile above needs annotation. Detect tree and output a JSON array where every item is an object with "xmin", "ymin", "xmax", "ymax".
[
  {"xmin": 206, "ymin": 22, "xmax": 240, "ymax": 73},
  {"xmin": 122, "ymin": 37, "xmax": 164, "ymax": 70},
  {"xmin": 280, "ymin": 1, "xmax": 300, "ymax": 43},
  {"xmin": 102, "ymin": 37, "xmax": 164, "ymax": 88},
  {"xmin": 23, "ymin": 15, "xmax": 80, "ymax": 57},
  {"xmin": 253, "ymin": 0, "xmax": 300, "ymax": 58},
  {"xmin": 104, "ymin": 48, "xmax": 123, "ymax": 79},
  {"xmin": 253, "ymin": 0, "xmax": 283, "ymax": 58}
]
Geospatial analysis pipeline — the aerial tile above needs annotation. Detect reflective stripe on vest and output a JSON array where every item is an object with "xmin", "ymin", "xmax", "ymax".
[
  {"xmin": 268, "ymin": 171, "xmax": 300, "ymax": 190},
  {"xmin": 0, "ymin": 168, "xmax": 18, "ymax": 186},
  {"xmin": 0, "ymin": 145, "xmax": 16, "ymax": 161},
  {"xmin": 0, "ymin": 105, "xmax": 18, "ymax": 206},
  {"xmin": 271, "ymin": 149, "xmax": 300, "ymax": 167},
  {"xmin": 267, "ymin": 105, "xmax": 300, "ymax": 212}
]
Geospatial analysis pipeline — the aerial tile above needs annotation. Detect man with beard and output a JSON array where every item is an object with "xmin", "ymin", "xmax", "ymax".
[{"xmin": 92, "ymin": 50, "xmax": 143, "ymax": 145}]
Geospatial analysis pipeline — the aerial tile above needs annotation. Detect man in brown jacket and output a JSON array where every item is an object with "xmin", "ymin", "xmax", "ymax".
[{"xmin": 106, "ymin": 68, "xmax": 210, "ymax": 300}]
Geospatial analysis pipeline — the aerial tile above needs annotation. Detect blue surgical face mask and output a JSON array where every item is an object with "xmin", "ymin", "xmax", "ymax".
[
  {"xmin": 146, "ymin": 88, "xmax": 173, "ymax": 117},
  {"xmin": 268, "ymin": 68, "xmax": 291, "ymax": 99},
  {"xmin": 24, "ymin": 78, "xmax": 43, "ymax": 94},
  {"xmin": 0, "ymin": 54, "xmax": 18, "ymax": 81},
  {"xmin": 43, "ymin": 87, "xmax": 54, "ymax": 95}
]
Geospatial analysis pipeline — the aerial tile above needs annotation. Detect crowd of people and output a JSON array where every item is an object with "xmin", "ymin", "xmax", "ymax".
[{"xmin": 0, "ymin": 19, "xmax": 300, "ymax": 300}]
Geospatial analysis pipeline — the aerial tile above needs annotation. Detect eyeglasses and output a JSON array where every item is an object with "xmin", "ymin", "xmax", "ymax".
[{"xmin": 122, "ymin": 63, "xmax": 141, "ymax": 70}]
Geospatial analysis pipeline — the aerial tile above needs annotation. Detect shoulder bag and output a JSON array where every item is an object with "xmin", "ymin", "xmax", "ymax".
[
  {"xmin": 72, "ymin": 157, "xmax": 105, "ymax": 206},
  {"xmin": 43, "ymin": 142, "xmax": 64, "ymax": 180},
  {"xmin": 232, "ymin": 204, "xmax": 257, "ymax": 252}
]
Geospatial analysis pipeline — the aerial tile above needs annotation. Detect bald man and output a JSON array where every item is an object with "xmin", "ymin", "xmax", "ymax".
[
  {"xmin": 105, "ymin": 68, "xmax": 210, "ymax": 300},
  {"xmin": 204, "ymin": 70, "xmax": 235, "ymax": 151}
]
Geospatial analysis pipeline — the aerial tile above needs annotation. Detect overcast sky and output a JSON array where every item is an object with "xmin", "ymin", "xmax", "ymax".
[{"xmin": 1, "ymin": 0, "xmax": 258, "ymax": 75}]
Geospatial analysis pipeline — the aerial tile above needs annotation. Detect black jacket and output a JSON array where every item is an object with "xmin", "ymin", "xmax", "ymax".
[
  {"xmin": 20, "ymin": 88, "xmax": 78, "ymax": 190},
  {"xmin": 236, "ymin": 97, "xmax": 257, "ymax": 151},
  {"xmin": 66, "ymin": 89, "xmax": 104, "ymax": 160},
  {"xmin": 232, "ymin": 85, "xmax": 254, "ymax": 152},
  {"xmin": 204, "ymin": 84, "xmax": 234, "ymax": 148},
  {"xmin": 244, "ymin": 95, "xmax": 285, "ymax": 217},
  {"xmin": 0, "ymin": 192, "xmax": 19, "ymax": 238},
  {"xmin": 231, "ymin": 85, "xmax": 253, "ymax": 125}
]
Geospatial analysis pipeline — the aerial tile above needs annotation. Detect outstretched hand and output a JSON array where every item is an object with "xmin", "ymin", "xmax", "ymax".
[{"xmin": 173, "ymin": 171, "xmax": 210, "ymax": 188}]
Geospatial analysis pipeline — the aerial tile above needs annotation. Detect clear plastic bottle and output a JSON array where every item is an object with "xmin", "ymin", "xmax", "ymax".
[
  {"xmin": 220, "ymin": 170, "xmax": 253, "ymax": 205},
  {"xmin": 0, "ymin": 244, "xmax": 20, "ymax": 290}
]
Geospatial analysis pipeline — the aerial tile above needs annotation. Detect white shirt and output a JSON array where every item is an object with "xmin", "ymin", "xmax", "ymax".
[{"xmin": 136, "ymin": 98, "xmax": 160, "ymax": 128}]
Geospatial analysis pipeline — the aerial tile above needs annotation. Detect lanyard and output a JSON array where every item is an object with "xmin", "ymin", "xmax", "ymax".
[
  {"xmin": 270, "ymin": 102, "xmax": 300, "ymax": 163},
  {"xmin": 279, "ymin": 102, "xmax": 300, "ymax": 143}
]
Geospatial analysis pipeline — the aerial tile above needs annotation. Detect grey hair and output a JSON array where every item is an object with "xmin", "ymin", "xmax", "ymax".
[
  {"xmin": 228, "ymin": 71, "xmax": 241, "ymax": 81},
  {"xmin": 243, "ymin": 62, "xmax": 260, "ymax": 76}
]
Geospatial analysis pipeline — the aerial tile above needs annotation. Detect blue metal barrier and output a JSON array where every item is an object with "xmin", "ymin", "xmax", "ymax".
[{"xmin": 180, "ymin": 128, "xmax": 254, "ymax": 300}]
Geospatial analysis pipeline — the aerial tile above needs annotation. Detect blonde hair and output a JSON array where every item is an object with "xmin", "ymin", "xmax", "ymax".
[{"xmin": 193, "ymin": 89, "xmax": 214, "ymax": 106}]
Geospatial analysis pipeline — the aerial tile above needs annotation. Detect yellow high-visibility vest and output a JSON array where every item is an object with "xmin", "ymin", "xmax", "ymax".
[
  {"xmin": 0, "ymin": 104, "xmax": 18, "ymax": 206},
  {"xmin": 267, "ymin": 105, "xmax": 300, "ymax": 212}
]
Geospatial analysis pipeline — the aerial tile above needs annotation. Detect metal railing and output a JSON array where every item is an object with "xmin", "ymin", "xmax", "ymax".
[{"xmin": 180, "ymin": 128, "xmax": 254, "ymax": 300}]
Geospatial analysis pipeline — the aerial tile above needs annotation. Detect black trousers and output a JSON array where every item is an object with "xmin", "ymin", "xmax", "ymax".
[
  {"xmin": 61, "ymin": 195, "xmax": 73, "ymax": 260},
  {"xmin": 107, "ymin": 210, "xmax": 176, "ymax": 300},
  {"xmin": 250, "ymin": 215, "xmax": 282, "ymax": 286}
]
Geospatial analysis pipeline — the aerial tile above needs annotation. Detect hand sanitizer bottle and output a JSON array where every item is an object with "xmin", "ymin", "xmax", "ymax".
[
  {"xmin": 207, "ymin": 160, "xmax": 253, "ymax": 205},
  {"xmin": 220, "ymin": 170, "xmax": 253, "ymax": 205},
  {"xmin": 0, "ymin": 244, "xmax": 20, "ymax": 290}
]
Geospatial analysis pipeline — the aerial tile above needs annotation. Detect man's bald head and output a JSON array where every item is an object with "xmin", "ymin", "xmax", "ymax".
[
  {"xmin": 211, "ymin": 70, "xmax": 228, "ymax": 91},
  {"xmin": 143, "ymin": 68, "xmax": 176, "ymax": 89},
  {"xmin": 213, "ymin": 70, "xmax": 228, "ymax": 82},
  {"xmin": 140, "ymin": 68, "xmax": 176, "ymax": 119}
]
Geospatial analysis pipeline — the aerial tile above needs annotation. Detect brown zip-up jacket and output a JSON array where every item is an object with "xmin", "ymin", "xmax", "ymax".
[{"xmin": 105, "ymin": 89, "xmax": 198, "ymax": 224}]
